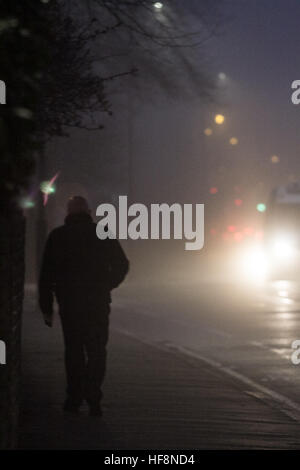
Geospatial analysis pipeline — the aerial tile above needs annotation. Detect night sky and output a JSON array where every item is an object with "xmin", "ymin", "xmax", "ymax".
[
  {"xmin": 45, "ymin": 1, "xmax": 300, "ymax": 233},
  {"xmin": 212, "ymin": 0, "xmax": 300, "ymax": 177}
]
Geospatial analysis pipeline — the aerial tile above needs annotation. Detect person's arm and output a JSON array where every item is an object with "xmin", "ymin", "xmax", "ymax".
[
  {"xmin": 38, "ymin": 232, "xmax": 55, "ymax": 326},
  {"xmin": 108, "ymin": 239, "xmax": 129, "ymax": 289}
]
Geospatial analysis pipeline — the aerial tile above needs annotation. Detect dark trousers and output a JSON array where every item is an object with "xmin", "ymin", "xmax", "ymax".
[{"xmin": 59, "ymin": 293, "xmax": 110, "ymax": 407}]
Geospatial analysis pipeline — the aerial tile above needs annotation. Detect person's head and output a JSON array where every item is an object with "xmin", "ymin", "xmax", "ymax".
[{"xmin": 67, "ymin": 196, "xmax": 90, "ymax": 215}]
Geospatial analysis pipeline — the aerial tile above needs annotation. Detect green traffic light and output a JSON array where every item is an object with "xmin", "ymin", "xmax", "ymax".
[{"xmin": 256, "ymin": 203, "xmax": 266, "ymax": 213}]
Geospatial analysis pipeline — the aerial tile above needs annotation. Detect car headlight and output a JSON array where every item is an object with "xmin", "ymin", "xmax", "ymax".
[
  {"xmin": 271, "ymin": 236, "xmax": 295, "ymax": 259},
  {"xmin": 240, "ymin": 246, "xmax": 267, "ymax": 282}
]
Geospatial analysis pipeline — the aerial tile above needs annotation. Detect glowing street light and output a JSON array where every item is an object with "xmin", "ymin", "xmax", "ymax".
[
  {"xmin": 271, "ymin": 155, "xmax": 280, "ymax": 164},
  {"xmin": 204, "ymin": 128, "xmax": 213, "ymax": 136},
  {"xmin": 153, "ymin": 2, "xmax": 163, "ymax": 9},
  {"xmin": 214, "ymin": 114, "xmax": 225, "ymax": 125},
  {"xmin": 229, "ymin": 137, "xmax": 238, "ymax": 146},
  {"xmin": 218, "ymin": 72, "xmax": 227, "ymax": 81}
]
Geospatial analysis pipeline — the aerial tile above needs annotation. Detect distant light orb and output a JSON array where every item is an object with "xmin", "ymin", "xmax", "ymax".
[
  {"xmin": 20, "ymin": 198, "xmax": 35, "ymax": 209},
  {"xmin": 257, "ymin": 203, "xmax": 266, "ymax": 213},
  {"xmin": 40, "ymin": 181, "xmax": 55, "ymax": 195},
  {"xmin": 209, "ymin": 187, "xmax": 218, "ymax": 194},
  {"xmin": 234, "ymin": 232, "xmax": 243, "ymax": 242},
  {"xmin": 214, "ymin": 114, "xmax": 225, "ymax": 125},
  {"xmin": 244, "ymin": 227, "xmax": 254, "ymax": 236},
  {"xmin": 229, "ymin": 137, "xmax": 238, "ymax": 146},
  {"xmin": 153, "ymin": 2, "xmax": 163, "ymax": 9},
  {"xmin": 271, "ymin": 155, "xmax": 280, "ymax": 164},
  {"xmin": 218, "ymin": 72, "xmax": 227, "ymax": 81},
  {"xmin": 204, "ymin": 127, "xmax": 213, "ymax": 136},
  {"xmin": 234, "ymin": 198, "xmax": 243, "ymax": 207}
]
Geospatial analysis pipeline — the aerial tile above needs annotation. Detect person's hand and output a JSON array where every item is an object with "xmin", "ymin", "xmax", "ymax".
[{"xmin": 43, "ymin": 311, "xmax": 53, "ymax": 327}]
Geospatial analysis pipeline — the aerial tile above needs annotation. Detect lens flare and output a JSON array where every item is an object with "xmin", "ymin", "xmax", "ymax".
[{"xmin": 41, "ymin": 172, "xmax": 60, "ymax": 206}]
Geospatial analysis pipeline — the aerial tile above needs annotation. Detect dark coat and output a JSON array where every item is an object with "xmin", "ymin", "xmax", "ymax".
[{"xmin": 39, "ymin": 212, "xmax": 129, "ymax": 315}]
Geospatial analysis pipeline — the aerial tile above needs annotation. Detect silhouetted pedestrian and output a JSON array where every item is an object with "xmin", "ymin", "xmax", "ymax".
[{"xmin": 39, "ymin": 196, "xmax": 129, "ymax": 416}]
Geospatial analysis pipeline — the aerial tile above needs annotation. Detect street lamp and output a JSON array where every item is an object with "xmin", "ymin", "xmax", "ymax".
[
  {"xmin": 214, "ymin": 114, "xmax": 225, "ymax": 125},
  {"xmin": 271, "ymin": 155, "xmax": 280, "ymax": 164},
  {"xmin": 204, "ymin": 128, "xmax": 213, "ymax": 136},
  {"xmin": 218, "ymin": 72, "xmax": 226, "ymax": 81},
  {"xmin": 154, "ymin": 2, "xmax": 163, "ymax": 9},
  {"xmin": 229, "ymin": 137, "xmax": 238, "ymax": 145}
]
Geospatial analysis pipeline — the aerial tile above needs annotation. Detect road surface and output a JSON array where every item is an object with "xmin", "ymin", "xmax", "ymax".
[
  {"xmin": 112, "ymin": 278, "xmax": 300, "ymax": 420},
  {"xmin": 19, "ymin": 274, "xmax": 300, "ymax": 449}
]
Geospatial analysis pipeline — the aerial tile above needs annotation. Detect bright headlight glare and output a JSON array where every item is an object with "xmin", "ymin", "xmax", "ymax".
[
  {"xmin": 240, "ymin": 246, "xmax": 267, "ymax": 283},
  {"xmin": 271, "ymin": 236, "xmax": 295, "ymax": 259}
]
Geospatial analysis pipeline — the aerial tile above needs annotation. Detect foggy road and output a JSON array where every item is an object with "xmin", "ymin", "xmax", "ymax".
[
  {"xmin": 20, "ymin": 277, "xmax": 300, "ymax": 449},
  {"xmin": 5, "ymin": 0, "xmax": 300, "ymax": 453},
  {"xmin": 112, "ymin": 277, "xmax": 300, "ymax": 422}
]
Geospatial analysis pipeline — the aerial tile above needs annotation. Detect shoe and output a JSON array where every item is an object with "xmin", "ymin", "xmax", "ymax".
[
  {"xmin": 89, "ymin": 404, "xmax": 102, "ymax": 417},
  {"xmin": 63, "ymin": 399, "xmax": 80, "ymax": 413}
]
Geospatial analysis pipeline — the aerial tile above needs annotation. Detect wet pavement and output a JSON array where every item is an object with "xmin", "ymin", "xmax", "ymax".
[{"xmin": 19, "ymin": 283, "xmax": 300, "ymax": 449}]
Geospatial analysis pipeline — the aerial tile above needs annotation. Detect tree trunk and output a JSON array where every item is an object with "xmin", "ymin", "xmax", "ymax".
[{"xmin": 0, "ymin": 205, "xmax": 25, "ymax": 449}]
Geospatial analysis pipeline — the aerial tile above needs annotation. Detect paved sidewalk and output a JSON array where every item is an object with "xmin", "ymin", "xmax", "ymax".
[{"xmin": 19, "ymin": 293, "xmax": 300, "ymax": 449}]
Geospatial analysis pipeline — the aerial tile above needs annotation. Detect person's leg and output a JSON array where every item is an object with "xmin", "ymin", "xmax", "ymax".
[
  {"xmin": 84, "ymin": 304, "xmax": 110, "ymax": 413},
  {"xmin": 60, "ymin": 313, "xmax": 86, "ymax": 409}
]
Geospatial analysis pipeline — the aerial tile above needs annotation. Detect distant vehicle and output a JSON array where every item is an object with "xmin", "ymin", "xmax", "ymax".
[{"xmin": 265, "ymin": 182, "xmax": 300, "ymax": 279}]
